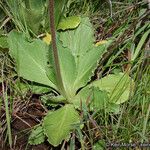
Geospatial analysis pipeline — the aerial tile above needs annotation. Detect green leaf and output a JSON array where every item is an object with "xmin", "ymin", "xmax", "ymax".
[
  {"xmin": 59, "ymin": 18, "xmax": 94, "ymax": 62},
  {"xmin": 91, "ymin": 88, "xmax": 109, "ymax": 110},
  {"xmin": 29, "ymin": 125, "xmax": 45, "ymax": 145},
  {"xmin": 73, "ymin": 73, "xmax": 133, "ymax": 111},
  {"xmin": 73, "ymin": 88, "xmax": 120, "ymax": 113},
  {"xmin": 8, "ymin": 31, "xmax": 57, "ymax": 89},
  {"xmin": 73, "ymin": 43, "xmax": 110, "ymax": 90},
  {"xmin": 47, "ymin": 40, "xmax": 77, "ymax": 99},
  {"xmin": 73, "ymin": 86, "xmax": 109, "ymax": 111},
  {"xmin": 8, "ymin": 18, "xmax": 111, "ymax": 105},
  {"xmin": 43, "ymin": 104, "xmax": 80, "ymax": 147},
  {"xmin": 90, "ymin": 73, "xmax": 134, "ymax": 104},
  {"xmin": 59, "ymin": 17, "xmax": 111, "ymax": 92},
  {"xmin": 56, "ymin": 40, "xmax": 77, "ymax": 99},
  {"xmin": 57, "ymin": 16, "xmax": 81, "ymax": 30}
]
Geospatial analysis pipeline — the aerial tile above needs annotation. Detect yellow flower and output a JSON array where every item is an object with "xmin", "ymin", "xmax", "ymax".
[
  {"xmin": 43, "ymin": 33, "xmax": 51, "ymax": 45},
  {"xmin": 95, "ymin": 40, "xmax": 108, "ymax": 46}
]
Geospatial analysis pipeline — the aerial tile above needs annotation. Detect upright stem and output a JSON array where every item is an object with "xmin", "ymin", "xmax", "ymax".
[{"xmin": 49, "ymin": 0, "xmax": 66, "ymax": 98}]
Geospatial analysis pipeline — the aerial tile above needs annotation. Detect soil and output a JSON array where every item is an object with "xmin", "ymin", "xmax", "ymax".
[{"xmin": 0, "ymin": 90, "xmax": 51, "ymax": 150}]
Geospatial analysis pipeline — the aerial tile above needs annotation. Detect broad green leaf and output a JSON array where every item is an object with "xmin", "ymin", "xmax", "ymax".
[
  {"xmin": 59, "ymin": 17, "xmax": 111, "ymax": 92},
  {"xmin": 73, "ymin": 86, "xmax": 109, "ymax": 111},
  {"xmin": 90, "ymin": 73, "xmax": 134, "ymax": 104},
  {"xmin": 47, "ymin": 39, "xmax": 77, "ymax": 99},
  {"xmin": 57, "ymin": 40, "xmax": 77, "ymax": 99},
  {"xmin": 91, "ymin": 88, "xmax": 109, "ymax": 110},
  {"xmin": 59, "ymin": 18, "xmax": 94, "ymax": 62},
  {"xmin": 29, "ymin": 126, "xmax": 45, "ymax": 145},
  {"xmin": 57, "ymin": 16, "xmax": 81, "ymax": 30},
  {"xmin": 8, "ymin": 31, "xmax": 57, "ymax": 89},
  {"xmin": 73, "ymin": 86, "xmax": 93, "ymax": 109},
  {"xmin": 43, "ymin": 104, "xmax": 80, "ymax": 146},
  {"xmin": 73, "ymin": 73, "xmax": 133, "ymax": 110},
  {"xmin": 73, "ymin": 87, "xmax": 120, "ymax": 112},
  {"xmin": 73, "ymin": 43, "xmax": 110, "ymax": 90}
]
